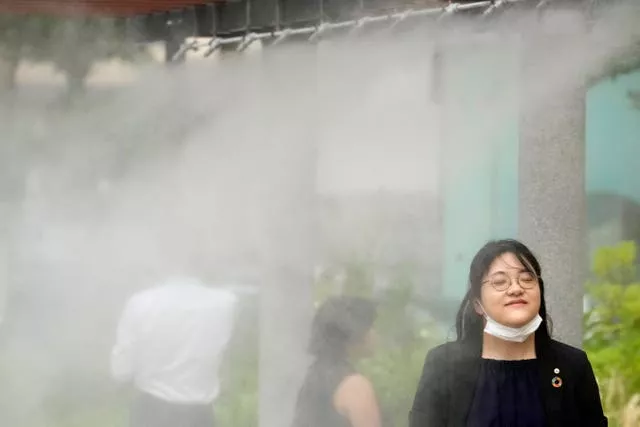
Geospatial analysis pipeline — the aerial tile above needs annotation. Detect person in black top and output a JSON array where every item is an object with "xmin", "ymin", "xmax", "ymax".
[
  {"xmin": 410, "ymin": 239, "xmax": 607, "ymax": 427},
  {"xmin": 292, "ymin": 296, "xmax": 382, "ymax": 427}
]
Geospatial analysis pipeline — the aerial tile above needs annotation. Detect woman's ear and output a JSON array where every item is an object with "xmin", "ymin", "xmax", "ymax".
[{"xmin": 473, "ymin": 299, "xmax": 484, "ymax": 316}]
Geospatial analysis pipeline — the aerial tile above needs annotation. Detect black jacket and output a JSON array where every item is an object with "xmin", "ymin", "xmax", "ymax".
[{"xmin": 409, "ymin": 339, "xmax": 607, "ymax": 427}]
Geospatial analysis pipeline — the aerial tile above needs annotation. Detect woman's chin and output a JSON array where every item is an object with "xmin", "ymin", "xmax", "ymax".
[{"xmin": 500, "ymin": 315, "xmax": 535, "ymax": 329}]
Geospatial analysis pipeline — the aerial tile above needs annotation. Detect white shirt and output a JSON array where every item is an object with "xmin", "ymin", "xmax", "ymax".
[{"xmin": 111, "ymin": 278, "xmax": 237, "ymax": 404}]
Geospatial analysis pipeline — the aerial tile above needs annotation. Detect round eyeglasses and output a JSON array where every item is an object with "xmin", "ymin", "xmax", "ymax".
[{"xmin": 482, "ymin": 271, "xmax": 539, "ymax": 292}]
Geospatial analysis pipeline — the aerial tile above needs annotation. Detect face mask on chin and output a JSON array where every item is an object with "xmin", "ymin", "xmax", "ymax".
[{"xmin": 478, "ymin": 303, "xmax": 542, "ymax": 343}]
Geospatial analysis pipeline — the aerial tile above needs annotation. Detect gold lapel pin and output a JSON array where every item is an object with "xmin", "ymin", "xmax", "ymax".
[{"xmin": 551, "ymin": 376, "xmax": 563, "ymax": 388}]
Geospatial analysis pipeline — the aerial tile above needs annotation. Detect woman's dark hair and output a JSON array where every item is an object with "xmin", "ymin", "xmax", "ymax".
[
  {"xmin": 308, "ymin": 296, "xmax": 377, "ymax": 359},
  {"xmin": 455, "ymin": 239, "xmax": 552, "ymax": 351}
]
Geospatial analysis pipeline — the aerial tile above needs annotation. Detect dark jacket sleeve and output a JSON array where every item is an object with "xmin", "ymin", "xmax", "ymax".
[
  {"xmin": 577, "ymin": 353, "xmax": 608, "ymax": 427},
  {"xmin": 409, "ymin": 345, "xmax": 447, "ymax": 427}
]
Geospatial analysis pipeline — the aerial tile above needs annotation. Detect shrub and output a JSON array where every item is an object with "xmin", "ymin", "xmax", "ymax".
[{"xmin": 584, "ymin": 241, "xmax": 640, "ymax": 427}]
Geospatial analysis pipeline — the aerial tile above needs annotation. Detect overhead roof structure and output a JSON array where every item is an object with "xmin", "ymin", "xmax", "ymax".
[
  {"xmin": 0, "ymin": 1, "xmax": 227, "ymax": 17},
  {"xmin": 0, "ymin": 0, "xmax": 593, "ymax": 46},
  {"xmin": 0, "ymin": 1, "xmax": 521, "ymax": 33}
]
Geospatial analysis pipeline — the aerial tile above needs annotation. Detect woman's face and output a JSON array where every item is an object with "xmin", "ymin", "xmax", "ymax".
[{"xmin": 475, "ymin": 252, "xmax": 541, "ymax": 328}]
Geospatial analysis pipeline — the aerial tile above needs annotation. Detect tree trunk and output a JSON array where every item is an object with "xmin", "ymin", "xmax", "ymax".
[
  {"xmin": 61, "ymin": 56, "xmax": 91, "ymax": 100},
  {"xmin": 0, "ymin": 51, "xmax": 20, "ymax": 94}
]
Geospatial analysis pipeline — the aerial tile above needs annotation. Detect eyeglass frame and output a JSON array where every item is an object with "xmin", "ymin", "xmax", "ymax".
[{"xmin": 481, "ymin": 271, "xmax": 540, "ymax": 292}]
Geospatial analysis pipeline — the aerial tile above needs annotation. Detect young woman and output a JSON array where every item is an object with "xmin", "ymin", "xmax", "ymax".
[
  {"xmin": 292, "ymin": 296, "xmax": 381, "ymax": 427},
  {"xmin": 410, "ymin": 239, "xmax": 607, "ymax": 427}
]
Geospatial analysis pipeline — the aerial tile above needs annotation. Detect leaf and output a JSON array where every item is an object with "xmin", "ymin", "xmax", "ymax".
[
  {"xmin": 592, "ymin": 242, "xmax": 638, "ymax": 285},
  {"xmin": 586, "ymin": 243, "xmax": 640, "ymax": 424}
]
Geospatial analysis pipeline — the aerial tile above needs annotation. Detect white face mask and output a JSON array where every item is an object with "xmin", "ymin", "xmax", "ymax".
[{"xmin": 479, "ymin": 303, "xmax": 542, "ymax": 343}]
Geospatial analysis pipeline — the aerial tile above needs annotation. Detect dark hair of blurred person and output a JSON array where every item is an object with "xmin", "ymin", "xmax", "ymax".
[{"xmin": 292, "ymin": 295, "xmax": 381, "ymax": 427}]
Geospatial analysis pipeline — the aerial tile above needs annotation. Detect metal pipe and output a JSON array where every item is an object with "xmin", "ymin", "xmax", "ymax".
[
  {"xmin": 179, "ymin": 0, "xmax": 538, "ymax": 57},
  {"xmin": 483, "ymin": 0, "xmax": 506, "ymax": 16}
]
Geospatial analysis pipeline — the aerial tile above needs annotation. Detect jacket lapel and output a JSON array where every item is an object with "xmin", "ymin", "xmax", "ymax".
[
  {"xmin": 537, "ymin": 344, "xmax": 564, "ymax": 426},
  {"xmin": 449, "ymin": 342, "xmax": 482, "ymax": 426}
]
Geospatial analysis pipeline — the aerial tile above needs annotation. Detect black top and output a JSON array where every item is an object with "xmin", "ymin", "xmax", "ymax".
[
  {"xmin": 410, "ymin": 339, "xmax": 608, "ymax": 427},
  {"xmin": 467, "ymin": 359, "xmax": 546, "ymax": 427},
  {"xmin": 291, "ymin": 356, "xmax": 354, "ymax": 427}
]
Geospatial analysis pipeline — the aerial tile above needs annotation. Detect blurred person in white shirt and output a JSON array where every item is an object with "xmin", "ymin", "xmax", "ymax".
[{"xmin": 111, "ymin": 276, "xmax": 237, "ymax": 427}]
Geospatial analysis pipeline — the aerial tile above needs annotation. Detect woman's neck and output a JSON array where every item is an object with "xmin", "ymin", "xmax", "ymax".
[{"xmin": 481, "ymin": 333, "xmax": 536, "ymax": 360}]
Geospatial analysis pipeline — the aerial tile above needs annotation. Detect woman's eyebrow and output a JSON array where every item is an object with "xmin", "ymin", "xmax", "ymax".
[
  {"xmin": 487, "ymin": 270, "xmax": 507, "ymax": 276},
  {"xmin": 488, "ymin": 267, "xmax": 529, "ymax": 276}
]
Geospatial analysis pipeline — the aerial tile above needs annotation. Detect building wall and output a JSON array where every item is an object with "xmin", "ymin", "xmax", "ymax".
[
  {"xmin": 439, "ymin": 45, "xmax": 640, "ymax": 303},
  {"xmin": 586, "ymin": 71, "xmax": 640, "ymax": 256}
]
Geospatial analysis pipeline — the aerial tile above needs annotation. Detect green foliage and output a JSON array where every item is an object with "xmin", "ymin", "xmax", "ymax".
[
  {"xmin": 1, "ymin": 15, "xmax": 141, "ymax": 62},
  {"xmin": 592, "ymin": 241, "xmax": 638, "ymax": 284},
  {"xmin": 0, "ymin": 16, "xmax": 24, "ymax": 53},
  {"xmin": 0, "ymin": 16, "xmax": 24, "ymax": 90},
  {"xmin": 584, "ymin": 241, "xmax": 640, "ymax": 426},
  {"xmin": 360, "ymin": 284, "xmax": 442, "ymax": 427},
  {"xmin": 0, "ymin": 14, "xmax": 145, "ymax": 95},
  {"xmin": 215, "ymin": 349, "xmax": 258, "ymax": 427},
  {"xmin": 215, "ymin": 296, "xmax": 259, "ymax": 427}
]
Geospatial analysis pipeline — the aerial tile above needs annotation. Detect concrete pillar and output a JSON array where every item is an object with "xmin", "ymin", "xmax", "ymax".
[
  {"xmin": 258, "ymin": 41, "xmax": 317, "ymax": 427},
  {"xmin": 0, "ymin": 118, "xmax": 21, "ymax": 330},
  {"xmin": 0, "ymin": 225, "xmax": 7, "ymax": 328},
  {"xmin": 518, "ymin": 10, "xmax": 589, "ymax": 349}
]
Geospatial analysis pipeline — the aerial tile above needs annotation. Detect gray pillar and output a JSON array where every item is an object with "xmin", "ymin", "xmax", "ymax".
[
  {"xmin": 0, "ymin": 220, "xmax": 7, "ymax": 326},
  {"xmin": 519, "ymin": 12, "xmax": 589, "ymax": 349},
  {"xmin": 0, "ymin": 118, "xmax": 20, "ymax": 328},
  {"xmin": 258, "ymin": 41, "xmax": 317, "ymax": 427}
]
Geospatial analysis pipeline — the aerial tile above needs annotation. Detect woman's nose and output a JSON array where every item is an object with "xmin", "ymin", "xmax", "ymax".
[{"xmin": 506, "ymin": 283, "xmax": 525, "ymax": 295}]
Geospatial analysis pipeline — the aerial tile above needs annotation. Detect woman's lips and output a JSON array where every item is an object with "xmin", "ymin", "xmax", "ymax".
[{"xmin": 505, "ymin": 300, "xmax": 527, "ymax": 307}]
